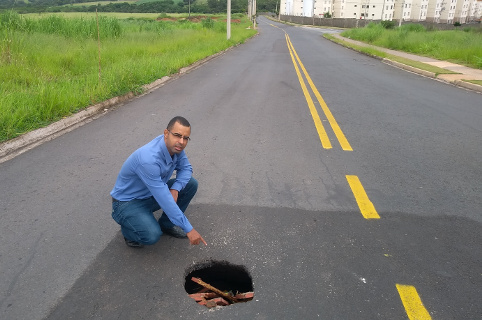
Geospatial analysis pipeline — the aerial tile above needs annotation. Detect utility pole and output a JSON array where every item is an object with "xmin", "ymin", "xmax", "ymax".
[
  {"xmin": 251, "ymin": 0, "xmax": 257, "ymax": 29},
  {"xmin": 227, "ymin": 0, "xmax": 231, "ymax": 39},
  {"xmin": 381, "ymin": 0, "xmax": 385, "ymax": 20},
  {"xmin": 399, "ymin": 0, "xmax": 405, "ymax": 27}
]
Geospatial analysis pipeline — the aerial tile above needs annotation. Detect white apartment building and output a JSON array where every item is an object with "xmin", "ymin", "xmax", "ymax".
[
  {"xmin": 454, "ymin": 0, "xmax": 472, "ymax": 22},
  {"xmin": 467, "ymin": 0, "xmax": 478, "ymax": 21},
  {"xmin": 426, "ymin": 0, "xmax": 444, "ymax": 21},
  {"xmin": 327, "ymin": 0, "xmax": 394, "ymax": 19},
  {"xmin": 393, "ymin": 0, "xmax": 413, "ymax": 22},
  {"xmin": 410, "ymin": 0, "xmax": 429, "ymax": 20},
  {"xmin": 478, "ymin": 1, "xmax": 482, "ymax": 19},
  {"xmin": 280, "ymin": 0, "xmax": 482, "ymax": 22}
]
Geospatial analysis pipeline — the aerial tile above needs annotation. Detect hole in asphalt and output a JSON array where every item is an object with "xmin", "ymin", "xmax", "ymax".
[{"xmin": 184, "ymin": 260, "xmax": 254, "ymax": 308}]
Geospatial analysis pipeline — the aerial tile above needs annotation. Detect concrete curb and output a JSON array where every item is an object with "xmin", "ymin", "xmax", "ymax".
[
  {"xmin": 453, "ymin": 80, "xmax": 482, "ymax": 92},
  {"xmin": 0, "ymin": 37, "xmax": 257, "ymax": 164},
  {"xmin": 382, "ymin": 58, "xmax": 436, "ymax": 78},
  {"xmin": 326, "ymin": 35, "xmax": 482, "ymax": 94},
  {"xmin": 0, "ymin": 92, "xmax": 134, "ymax": 164}
]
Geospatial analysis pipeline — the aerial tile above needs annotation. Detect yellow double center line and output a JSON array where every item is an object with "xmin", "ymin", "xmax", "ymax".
[
  {"xmin": 285, "ymin": 33, "xmax": 352, "ymax": 151},
  {"xmin": 283, "ymin": 27, "xmax": 432, "ymax": 319}
]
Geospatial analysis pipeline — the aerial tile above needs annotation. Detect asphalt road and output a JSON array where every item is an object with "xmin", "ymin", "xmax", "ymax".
[{"xmin": 1, "ymin": 16, "xmax": 480, "ymax": 319}]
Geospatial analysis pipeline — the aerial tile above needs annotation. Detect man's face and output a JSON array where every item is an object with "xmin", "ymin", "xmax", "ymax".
[{"xmin": 164, "ymin": 122, "xmax": 191, "ymax": 156}]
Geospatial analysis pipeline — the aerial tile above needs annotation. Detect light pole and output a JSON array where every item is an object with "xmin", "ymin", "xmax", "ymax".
[
  {"xmin": 399, "ymin": 0, "xmax": 405, "ymax": 26},
  {"xmin": 227, "ymin": 0, "xmax": 231, "ymax": 39}
]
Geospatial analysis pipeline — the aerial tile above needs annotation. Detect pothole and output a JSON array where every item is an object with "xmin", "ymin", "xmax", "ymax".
[{"xmin": 184, "ymin": 260, "xmax": 254, "ymax": 308}]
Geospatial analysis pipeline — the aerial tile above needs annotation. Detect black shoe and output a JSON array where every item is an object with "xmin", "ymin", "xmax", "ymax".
[
  {"xmin": 124, "ymin": 237, "xmax": 144, "ymax": 248},
  {"xmin": 161, "ymin": 226, "xmax": 188, "ymax": 238}
]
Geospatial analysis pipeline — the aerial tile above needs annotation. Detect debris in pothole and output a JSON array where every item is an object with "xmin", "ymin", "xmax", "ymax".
[{"xmin": 188, "ymin": 277, "xmax": 254, "ymax": 308}]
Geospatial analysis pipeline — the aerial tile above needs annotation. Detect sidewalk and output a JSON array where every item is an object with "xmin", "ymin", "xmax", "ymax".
[{"xmin": 330, "ymin": 33, "xmax": 482, "ymax": 94}]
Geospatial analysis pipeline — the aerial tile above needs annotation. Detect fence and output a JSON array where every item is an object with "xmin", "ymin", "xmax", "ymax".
[{"xmin": 277, "ymin": 14, "xmax": 481, "ymax": 30}]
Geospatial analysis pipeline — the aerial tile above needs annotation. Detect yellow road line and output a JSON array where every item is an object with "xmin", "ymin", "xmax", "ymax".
[
  {"xmin": 286, "ymin": 34, "xmax": 353, "ymax": 151},
  {"xmin": 285, "ymin": 34, "xmax": 332, "ymax": 149},
  {"xmin": 346, "ymin": 175, "xmax": 380, "ymax": 219},
  {"xmin": 396, "ymin": 284, "xmax": 432, "ymax": 320}
]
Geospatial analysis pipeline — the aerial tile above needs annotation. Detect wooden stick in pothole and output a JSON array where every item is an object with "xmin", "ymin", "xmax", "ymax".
[{"xmin": 191, "ymin": 277, "xmax": 239, "ymax": 303}]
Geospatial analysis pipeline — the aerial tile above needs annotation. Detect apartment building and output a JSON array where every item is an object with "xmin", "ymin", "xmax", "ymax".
[
  {"xmin": 280, "ymin": 0, "xmax": 482, "ymax": 22},
  {"xmin": 410, "ymin": 0, "xmax": 429, "ymax": 20}
]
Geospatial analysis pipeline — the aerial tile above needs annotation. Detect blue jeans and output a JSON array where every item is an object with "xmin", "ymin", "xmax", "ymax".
[{"xmin": 111, "ymin": 177, "xmax": 198, "ymax": 245}]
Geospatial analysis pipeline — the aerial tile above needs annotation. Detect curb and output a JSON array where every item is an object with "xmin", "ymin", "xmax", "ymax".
[
  {"xmin": 326, "ymin": 35, "xmax": 482, "ymax": 94},
  {"xmin": 0, "ymin": 92, "xmax": 134, "ymax": 164},
  {"xmin": 453, "ymin": 80, "xmax": 482, "ymax": 92},
  {"xmin": 0, "ymin": 36, "xmax": 257, "ymax": 164},
  {"xmin": 382, "ymin": 58, "xmax": 436, "ymax": 78}
]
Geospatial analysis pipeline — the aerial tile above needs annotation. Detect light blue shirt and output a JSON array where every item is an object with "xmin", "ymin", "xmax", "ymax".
[{"xmin": 110, "ymin": 135, "xmax": 193, "ymax": 233}]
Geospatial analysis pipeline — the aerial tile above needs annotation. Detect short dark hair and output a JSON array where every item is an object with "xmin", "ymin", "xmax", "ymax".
[{"xmin": 167, "ymin": 116, "xmax": 190, "ymax": 130}]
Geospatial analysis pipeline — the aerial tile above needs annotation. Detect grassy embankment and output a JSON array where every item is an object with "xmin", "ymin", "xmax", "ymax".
[
  {"xmin": 0, "ymin": 12, "xmax": 256, "ymax": 141},
  {"xmin": 324, "ymin": 23, "xmax": 482, "ymax": 83},
  {"xmin": 0, "ymin": 11, "xmax": 256, "ymax": 143}
]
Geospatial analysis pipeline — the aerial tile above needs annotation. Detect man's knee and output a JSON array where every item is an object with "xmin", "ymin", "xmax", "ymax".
[
  {"xmin": 186, "ymin": 177, "xmax": 198, "ymax": 193},
  {"xmin": 142, "ymin": 227, "xmax": 162, "ymax": 245}
]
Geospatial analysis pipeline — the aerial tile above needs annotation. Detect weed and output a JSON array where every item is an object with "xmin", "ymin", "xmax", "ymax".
[
  {"xmin": 202, "ymin": 17, "xmax": 214, "ymax": 29},
  {"xmin": 0, "ymin": 13, "xmax": 256, "ymax": 142},
  {"xmin": 341, "ymin": 23, "xmax": 482, "ymax": 69}
]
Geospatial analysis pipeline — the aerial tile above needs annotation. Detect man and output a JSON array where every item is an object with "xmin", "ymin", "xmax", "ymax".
[{"xmin": 111, "ymin": 116, "xmax": 206, "ymax": 248}]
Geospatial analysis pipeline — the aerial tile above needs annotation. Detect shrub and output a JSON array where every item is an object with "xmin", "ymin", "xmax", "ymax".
[
  {"xmin": 201, "ymin": 17, "xmax": 214, "ymax": 29},
  {"xmin": 0, "ymin": 10, "xmax": 25, "ymax": 31},
  {"xmin": 381, "ymin": 20, "xmax": 395, "ymax": 29},
  {"xmin": 400, "ymin": 24, "xmax": 426, "ymax": 32}
]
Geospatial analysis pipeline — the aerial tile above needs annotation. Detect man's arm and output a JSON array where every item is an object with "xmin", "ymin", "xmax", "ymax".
[
  {"xmin": 137, "ymin": 162, "xmax": 193, "ymax": 233},
  {"xmin": 168, "ymin": 188, "xmax": 207, "ymax": 245}
]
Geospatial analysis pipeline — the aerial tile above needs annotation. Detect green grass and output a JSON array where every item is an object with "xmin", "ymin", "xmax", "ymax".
[
  {"xmin": 68, "ymin": 1, "xmax": 138, "ymax": 6},
  {"xmin": 0, "ymin": 11, "xmax": 256, "ymax": 142},
  {"xmin": 324, "ymin": 33, "xmax": 458, "ymax": 75},
  {"xmin": 23, "ymin": 12, "xmax": 168, "ymax": 20},
  {"xmin": 385, "ymin": 54, "xmax": 458, "ymax": 75},
  {"xmin": 341, "ymin": 23, "xmax": 482, "ymax": 69},
  {"xmin": 465, "ymin": 80, "xmax": 482, "ymax": 85}
]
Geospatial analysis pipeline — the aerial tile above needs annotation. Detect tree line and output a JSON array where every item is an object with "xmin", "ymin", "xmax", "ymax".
[{"xmin": 0, "ymin": 0, "xmax": 279, "ymax": 14}]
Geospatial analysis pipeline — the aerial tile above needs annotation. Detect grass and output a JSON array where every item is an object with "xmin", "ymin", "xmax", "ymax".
[
  {"xmin": 324, "ymin": 33, "xmax": 458, "ymax": 76},
  {"xmin": 466, "ymin": 80, "xmax": 482, "ymax": 85},
  {"xmin": 68, "ymin": 1, "xmax": 138, "ymax": 6},
  {"xmin": 340, "ymin": 23, "xmax": 482, "ymax": 69},
  {"xmin": 23, "ymin": 12, "xmax": 169, "ymax": 19},
  {"xmin": 0, "ymin": 11, "xmax": 256, "ymax": 142}
]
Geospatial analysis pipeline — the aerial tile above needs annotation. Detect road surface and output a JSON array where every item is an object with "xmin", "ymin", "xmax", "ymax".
[{"xmin": 1, "ymin": 16, "xmax": 480, "ymax": 320}]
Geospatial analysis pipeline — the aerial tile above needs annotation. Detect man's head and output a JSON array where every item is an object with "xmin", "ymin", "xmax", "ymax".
[{"xmin": 164, "ymin": 116, "xmax": 191, "ymax": 156}]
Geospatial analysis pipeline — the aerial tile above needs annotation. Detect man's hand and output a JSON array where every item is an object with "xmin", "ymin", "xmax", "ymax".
[
  {"xmin": 170, "ymin": 189, "xmax": 179, "ymax": 203},
  {"xmin": 187, "ymin": 229, "xmax": 207, "ymax": 246}
]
